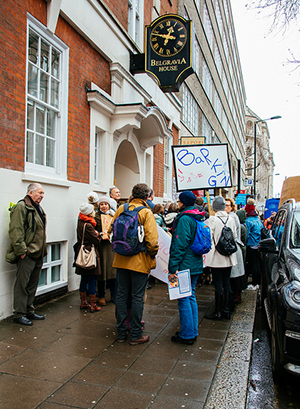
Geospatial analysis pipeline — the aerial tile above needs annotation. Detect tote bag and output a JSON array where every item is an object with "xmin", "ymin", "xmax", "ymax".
[{"xmin": 75, "ymin": 223, "xmax": 97, "ymax": 269}]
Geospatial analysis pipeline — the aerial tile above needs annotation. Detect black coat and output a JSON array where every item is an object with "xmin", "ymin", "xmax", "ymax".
[{"xmin": 75, "ymin": 219, "xmax": 101, "ymax": 276}]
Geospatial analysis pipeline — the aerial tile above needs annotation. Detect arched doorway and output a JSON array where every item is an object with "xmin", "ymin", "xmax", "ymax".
[{"xmin": 114, "ymin": 140, "xmax": 140, "ymax": 199}]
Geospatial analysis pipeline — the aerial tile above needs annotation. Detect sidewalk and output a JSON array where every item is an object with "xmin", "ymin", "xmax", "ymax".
[{"xmin": 0, "ymin": 282, "xmax": 257, "ymax": 409}]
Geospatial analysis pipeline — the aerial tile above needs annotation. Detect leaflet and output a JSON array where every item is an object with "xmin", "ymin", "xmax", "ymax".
[{"xmin": 168, "ymin": 269, "xmax": 192, "ymax": 300}]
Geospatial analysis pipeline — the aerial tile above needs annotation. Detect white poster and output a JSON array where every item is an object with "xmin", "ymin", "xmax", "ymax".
[
  {"xmin": 168, "ymin": 269, "xmax": 192, "ymax": 300},
  {"xmin": 150, "ymin": 226, "xmax": 171, "ymax": 284},
  {"xmin": 172, "ymin": 143, "xmax": 232, "ymax": 191}
]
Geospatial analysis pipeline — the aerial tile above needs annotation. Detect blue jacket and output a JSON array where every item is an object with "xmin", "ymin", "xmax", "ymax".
[
  {"xmin": 168, "ymin": 206, "xmax": 204, "ymax": 275},
  {"xmin": 245, "ymin": 216, "xmax": 263, "ymax": 247}
]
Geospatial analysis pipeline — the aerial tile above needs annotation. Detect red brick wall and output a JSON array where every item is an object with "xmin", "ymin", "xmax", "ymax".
[
  {"xmin": 153, "ymin": 125, "xmax": 179, "ymax": 198},
  {"xmin": 102, "ymin": 0, "xmax": 128, "ymax": 30},
  {"xmin": 0, "ymin": 0, "xmax": 111, "ymax": 184}
]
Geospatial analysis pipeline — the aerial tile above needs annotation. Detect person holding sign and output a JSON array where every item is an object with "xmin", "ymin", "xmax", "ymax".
[
  {"xmin": 168, "ymin": 191, "xmax": 204, "ymax": 345},
  {"xmin": 95, "ymin": 196, "xmax": 116, "ymax": 306}
]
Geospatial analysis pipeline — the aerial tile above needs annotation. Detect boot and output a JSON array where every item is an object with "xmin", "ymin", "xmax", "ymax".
[
  {"xmin": 205, "ymin": 294, "xmax": 222, "ymax": 320},
  {"xmin": 89, "ymin": 295, "xmax": 101, "ymax": 313},
  {"xmin": 98, "ymin": 297, "xmax": 106, "ymax": 306},
  {"xmin": 222, "ymin": 290, "xmax": 231, "ymax": 320},
  {"xmin": 80, "ymin": 292, "xmax": 91, "ymax": 310}
]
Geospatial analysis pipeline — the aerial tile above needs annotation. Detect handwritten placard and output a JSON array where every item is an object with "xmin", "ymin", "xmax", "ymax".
[
  {"xmin": 101, "ymin": 214, "xmax": 113, "ymax": 240},
  {"xmin": 172, "ymin": 143, "xmax": 232, "ymax": 191}
]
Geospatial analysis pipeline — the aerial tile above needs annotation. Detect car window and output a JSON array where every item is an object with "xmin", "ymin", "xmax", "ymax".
[
  {"xmin": 272, "ymin": 210, "xmax": 287, "ymax": 248},
  {"xmin": 290, "ymin": 212, "xmax": 300, "ymax": 248}
]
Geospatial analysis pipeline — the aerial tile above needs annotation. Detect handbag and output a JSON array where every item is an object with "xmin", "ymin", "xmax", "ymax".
[{"xmin": 75, "ymin": 223, "xmax": 97, "ymax": 269}]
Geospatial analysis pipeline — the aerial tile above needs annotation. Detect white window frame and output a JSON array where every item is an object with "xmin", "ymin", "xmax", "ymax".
[
  {"xmin": 36, "ymin": 241, "xmax": 67, "ymax": 295},
  {"xmin": 128, "ymin": 0, "xmax": 144, "ymax": 49},
  {"xmin": 203, "ymin": 2, "xmax": 213, "ymax": 50},
  {"xmin": 25, "ymin": 14, "xmax": 69, "ymax": 179},
  {"xmin": 182, "ymin": 83, "xmax": 199, "ymax": 136},
  {"xmin": 164, "ymin": 136, "xmax": 171, "ymax": 196},
  {"xmin": 193, "ymin": 35, "xmax": 200, "ymax": 77},
  {"xmin": 202, "ymin": 60, "xmax": 213, "ymax": 102},
  {"xmin": 93, "ymin": 128, "xmax": 102, "ymax": 185}
]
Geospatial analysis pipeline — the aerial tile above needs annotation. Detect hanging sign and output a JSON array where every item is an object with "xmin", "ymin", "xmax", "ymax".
[
  {"xmin": 145, "ymin": 14, "xmax": 193, "ymax": 92},
  {"xmin": 172, "ymin": 143, "xmax": 232, "ymax": 191}
]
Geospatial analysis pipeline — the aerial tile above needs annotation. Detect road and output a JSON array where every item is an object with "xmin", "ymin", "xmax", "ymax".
[{"xmin": 246, "ymin": 298, "xmax": 300, "ymax": 409}]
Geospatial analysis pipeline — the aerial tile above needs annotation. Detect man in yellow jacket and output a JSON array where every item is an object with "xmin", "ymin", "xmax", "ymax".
[{"xmin": 110, "ymin": 183, "xmax": 158, "ymax": 345}]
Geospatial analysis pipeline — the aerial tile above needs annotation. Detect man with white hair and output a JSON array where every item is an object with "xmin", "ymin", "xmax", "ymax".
[{"xmin": 6, "ymin": 183, "xmax": 47, "ymax": 326}]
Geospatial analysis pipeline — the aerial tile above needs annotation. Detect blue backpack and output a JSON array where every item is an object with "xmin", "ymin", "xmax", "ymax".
[
  {"xmin": 111, "ymin": 203, "xmax": 147, "ymax": 256},
  {"xmin": 185, "ymin": 216, "xmax": 211, "ymax": 255}
]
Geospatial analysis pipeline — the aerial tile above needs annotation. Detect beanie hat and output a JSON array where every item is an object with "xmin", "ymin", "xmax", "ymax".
[
  {"xmin": 79, "ymin": 203, "xmax": 94, "ymax": 216},
  {"xmin": 212, "ymin": 196, "xmax": 226, "ymax": 211},
  {"xmin": 87, "ymin": 191, "xmax": 99, "ymax": 204},
  {"xmin": 98, "ymin": 196, "xmax": 112, "ymax": 208},
  {"xmin": 245, "ymin": 204, "xmax": 255, "ymax": 214},
  {"xmin": 179, "ymin": 191, "xmax": 196, "ymax": 207}
]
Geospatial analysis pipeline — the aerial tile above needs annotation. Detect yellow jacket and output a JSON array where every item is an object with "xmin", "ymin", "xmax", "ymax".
[{"xmin": 109, "ymin": 198, "xmax": 159, "ymax": 274}]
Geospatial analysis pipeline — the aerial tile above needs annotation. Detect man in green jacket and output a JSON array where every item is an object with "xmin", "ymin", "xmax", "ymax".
[{"xmin": 6, "ymin": 183, "xmax": 47, "ymax": 326}]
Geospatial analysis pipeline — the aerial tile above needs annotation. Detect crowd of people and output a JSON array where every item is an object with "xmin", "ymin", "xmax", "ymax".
[{"xmin": 6, "ymin": 182, "xmax": 265, "ymax": 347}]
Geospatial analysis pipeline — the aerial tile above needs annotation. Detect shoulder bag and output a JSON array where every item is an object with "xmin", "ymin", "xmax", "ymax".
[{"xmin": 75, "ymin": 223, "xmax": 97, "ymax": 269}]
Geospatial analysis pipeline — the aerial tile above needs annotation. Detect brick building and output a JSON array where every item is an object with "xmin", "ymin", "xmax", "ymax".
[{"xmin": 0, "ymin": 0, "xmax": 182, "ymax": 319}]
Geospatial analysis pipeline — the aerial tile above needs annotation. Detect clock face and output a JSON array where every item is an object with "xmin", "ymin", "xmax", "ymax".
[{"xmin": 150, "ymin": 18, "xmax": 188, "ymax": 57}]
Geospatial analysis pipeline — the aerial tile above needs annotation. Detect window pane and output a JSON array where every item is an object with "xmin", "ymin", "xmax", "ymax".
[
  {"xmin": 47, "ymin": 109, "xmax": 56, "ymax": 137},
  {"xmin": 51, "ymin": 243, "xmax": 61, "ymax": 261},
  {"xmin": 27, "ymin": 100, "xmax": 34, "ymax": 130},
  {"xmin": 28, "ymin": 29, "xmax": 39, "ymax": 65},
  {"xmin": 52, "ymin": 48, "xmax": 60, "ymax": 78},
  {"xmin": 26, "ymin": 132, "xmax": 34, "ymax": 163},
  {"xmin": 40, "ymin": 39, "xmax": 50, "ymax": 72},
  {"xmin": 40, "ymin": 71, "xmax": 49, "ymax": 102},
  {"xmin": 50, "ymin": 79, "xmax": 59, "ymax": 108},
  {"xmin": 28, "ymin": 64, "xmax": 38, "ymax": 97},
  {"xmin": 36, "ymin": 135, "xmax": 45, "ymax": 165},
  {"xmin": 36, "ymin": 105, "xmax": 45, "ymax": 134},
  {"xmin": 38, "ymin": 268, "xmax": 47, "ymax": 287},
  {"xmin": 46, "ymin": 138, "xmax": 55, "ymax": 167},
  {"xmin": 51, "ymin": 265, "xmax": 61, "ymax": 283}
]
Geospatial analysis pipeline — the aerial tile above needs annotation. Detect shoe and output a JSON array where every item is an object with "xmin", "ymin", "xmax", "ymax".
[
  {"xmin": 98, "ymin": 297, "xmax": 106, "ymax": 306},
  {"xmin": 117, "ymin": 338, "xmax": 126, "ymax": 343},
  {"xmin": 14, "ymin": 316, "xmax": 33, "ymax": 326},
  {"xmin": 26, "ymin": 313, "xmax": 45, "ymax": 320},
  {"xmin": 204, "ymin": 312, "xmax": 222, "ymax": 321},
  {"xmin": 171, "ymin": 334, "xmax": 194, "ymax": 345},
  {"xmin": 222, "ymin": 311, "xmax": 230, "ymax": 320},
  {"xmin": 129, "ymin": 335, "xmax": 150, "ymax": 345}
]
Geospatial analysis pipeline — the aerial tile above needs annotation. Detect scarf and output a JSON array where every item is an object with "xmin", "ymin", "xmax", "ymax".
[{"xmin": 79, "ymin": 213, "xmax": 96, "ymax": 226}]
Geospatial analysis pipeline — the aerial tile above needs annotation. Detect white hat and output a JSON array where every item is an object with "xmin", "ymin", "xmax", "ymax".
[
  {"xmin": 87, "ymin": 191, "xmax": 99, "ymax": 204},
  {"xmin": 79, "ymin": 203, "xmax": 94, "ymax": 215},
  {"xmin": 98, "ymin": 196, "xmax": 112, "ymax": 208}
]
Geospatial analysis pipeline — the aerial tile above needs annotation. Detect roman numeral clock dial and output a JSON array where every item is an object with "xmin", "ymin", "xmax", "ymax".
[{"xmin": 150, "ymin": 18, "xmax": 188, "ymax": 57}]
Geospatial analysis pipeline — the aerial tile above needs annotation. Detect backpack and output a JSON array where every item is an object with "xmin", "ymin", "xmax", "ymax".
[
  {"xmin": 188, "ymin": 217, "xmax": 212, "ymax": 255},
  {"xmin": 215, "ymin": 216, "xmax": 237, "ymax": 256},
  {"xmin": 111, "ymin": 203, "xmax": 147, "ymax": 256}
]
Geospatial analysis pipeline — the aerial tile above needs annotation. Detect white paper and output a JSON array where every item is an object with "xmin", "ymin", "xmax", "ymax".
[
  {"xmin": 150, "ymin": 226, "xmax": 171, "ymax": 284},
  {"xmin": 168, "ymin": 269, "xmax": 192, "ymax": 300}
]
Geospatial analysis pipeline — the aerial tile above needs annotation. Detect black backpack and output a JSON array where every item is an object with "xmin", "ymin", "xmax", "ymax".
[{"xmin": 215, "ymin": 216, "xmax": 237, "ymax": 256}]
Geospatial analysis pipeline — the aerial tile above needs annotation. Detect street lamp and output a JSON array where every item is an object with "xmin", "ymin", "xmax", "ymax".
[{"xmin": 253, "ymin": 115, "xmax": 281, "ymax": 199}]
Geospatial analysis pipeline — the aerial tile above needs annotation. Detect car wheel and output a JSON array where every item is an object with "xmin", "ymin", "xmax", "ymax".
[{"xmin": 271, "ymin": 312, "xmax": 283, "ymax": 383}]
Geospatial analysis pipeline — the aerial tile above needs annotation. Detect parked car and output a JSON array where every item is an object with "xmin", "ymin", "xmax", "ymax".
[{"xmin": 259, "ymin": 198, "xmax": 300, "ymax": 381}]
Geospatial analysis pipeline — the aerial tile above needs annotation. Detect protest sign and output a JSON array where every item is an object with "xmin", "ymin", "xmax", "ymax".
[
  {"xmin": 168, "ymin": 269, "xmax": 192, "ymax": 300},
  {"xmin": 100, "ymin": 214, "xmax": 113, "ymax": 240},
  {"xmin": 150, "ymin": 226, "xmax": 171, "ymax": 284},
  {"xmin": 172, "ymin": 143, "xmax": 232, "ymax": 191}
]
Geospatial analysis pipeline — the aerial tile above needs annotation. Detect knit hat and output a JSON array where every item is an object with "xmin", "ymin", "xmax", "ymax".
[
  {"xmin": 212, "ymin": 196, "xmax": 226, "ymax": 211},
  {"xmin": 79, "ymin": 203, "xmax": 94, "ymax": 215},
  {"xmin": 245, "ymin": 204, "xmax": 255, "ymax": 214},
  {"xmin": 87, "ymin": 191, "xmax": 99, "ymax": 204},
  {"xmin": 98, "ymin": 196, "xmax": 112, "ymax": 208},
  {"xmin": 179, "ymin": 191, "xmax": 196, "ymax": 207}
]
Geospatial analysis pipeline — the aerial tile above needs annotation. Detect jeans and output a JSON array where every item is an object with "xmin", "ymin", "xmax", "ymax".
[
  {"xmin": 115, "ymin": 268, "xmax": 148, "ymax": 341},
  {"xmin": 177, "ymin": 274, "xmax": 199, "ymax": 339},
  {"xmin": 79, "ymin": 275, "xmax": 96, "ymax": 295}
]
